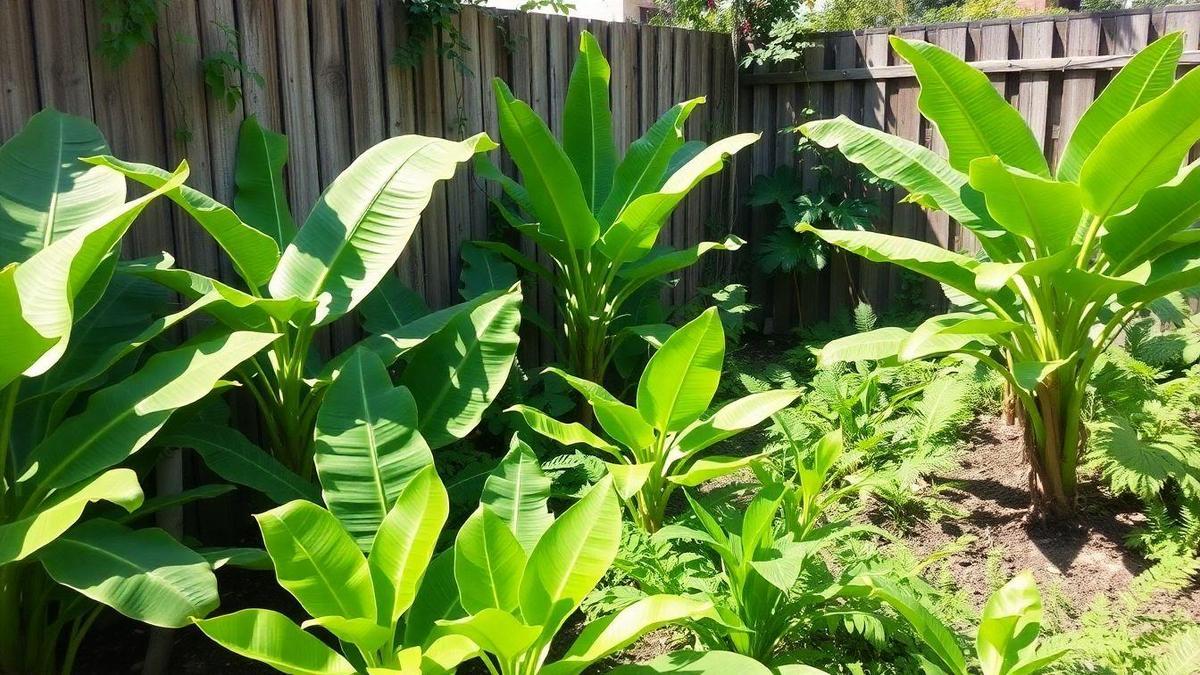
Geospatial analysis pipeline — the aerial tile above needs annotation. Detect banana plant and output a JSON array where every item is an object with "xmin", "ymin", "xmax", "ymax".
[
  {"xmin": 509, "ymin": 307, "xmax": 800, "ymax": 531},
  {"xmin": 797, "ymin": 33, "xmax": 1200, "ymax": 519},
  {"xmin": 437, "ymin": 438, "xmax": 719, "ymax": 675},
  {"xmin": 99, "ymin": 117, "xmax": 513, "ymax": 477},
  {"xmin": 194, "ymin": 466, "xmax": 482, "ymax": 674},
  {"xmin": 194, "ymin": 342, "xmax": 536, "ymax": 673},
  {"xmin": 477, "ymin": 30, "xmax": 755, "ymax": 390},
  {"xmin": 662, "ymin": 443, "xmax": 872, "ymax": 667},
  {"xmin": 845, "ymin": 571, "xmax": 1067, "ymax": 675},
  {"xmin": 0, "ymin": 110, "xmax": 277, "ymax": 674}
]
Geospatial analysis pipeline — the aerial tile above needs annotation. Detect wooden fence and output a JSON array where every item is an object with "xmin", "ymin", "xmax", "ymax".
[
  {"xmin": 0, "ymin": 1, "xmax": 738, "ymax": 363},
  {"xmin": 738, "ymin": 4, "xmax": 1200, "ymax": 332}
]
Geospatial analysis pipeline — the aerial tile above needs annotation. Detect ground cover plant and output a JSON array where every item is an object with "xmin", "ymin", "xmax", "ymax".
[
  {"xmin": 510, "ymin": 308, "xmax": 800, "ymax": 531},
  {"xmin": 798, "ymin": 33, "xmax": 1200, "ymax": 520},
  {"xmin": 477, "ymin": 30, "xmax": 753, "ymax": 391}
]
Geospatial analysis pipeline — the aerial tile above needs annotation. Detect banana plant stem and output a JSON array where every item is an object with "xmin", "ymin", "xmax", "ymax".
[{"xmin": 0, "ymin": 381, "xmax": 19, "ymax": 507}]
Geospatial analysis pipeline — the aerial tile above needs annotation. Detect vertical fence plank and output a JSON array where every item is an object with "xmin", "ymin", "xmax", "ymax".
[
  {"xmin": 235, "ymin": 0, "xmax": 283, "ymax": 132},
  {"xmin": 30, "ymin": 0, "xmax": 92, "ymax": 119},
  {"xmin": 1057, "ymin": 16, "xmax": 1100, "ymax": 173},
  {"xmin": 888, "ymin": 26, "xmax": 925, "ymax": 311},
  {"xmin": 0, "ymin": 0, "xmax": 39, "ymax": 138},
  {"xmin": 275, "ymin": 0, "xmax": 321, "ymax": 226},
  {"xmin": 157, "ymin": 0, "xmax": 223, "ymax": 280},
  {"xmin": 310, "ymin": 0, "xmax": 359, "ymax": 351},
  {"xmin": 829, "ymin": 34, "xmax": 862, "ymax": 313},
  {"xmin": 84, "ymin": 1, "xmax": 175, "ymax": 261},
  {"xmin": 859, "ymin": 30, "xmax": 891, "ymax": 307},
  {"xmin": 1018, "ymin": 18, "xmax": 1055, "ymax": 157},
  {"xmin": 384, "ymin": 3, "xmax": 426, "ymax": 297}
]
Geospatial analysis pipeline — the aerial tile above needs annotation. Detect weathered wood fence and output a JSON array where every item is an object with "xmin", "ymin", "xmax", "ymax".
[
  {"xmin": 739, "ymin": 4, "xmax": 1200, "ymax": 332},
  {"xmin": 0, "ymin": 1, "xmax": 738, "ymax": 362},
  {"xmin": 4, "ymin": 2, "xmax": 1200, "ymax": 342}
]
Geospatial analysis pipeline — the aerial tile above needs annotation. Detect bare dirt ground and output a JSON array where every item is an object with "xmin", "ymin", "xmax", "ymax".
[{"xmin": 907, "ymin": 414, "xmax": 1200, "ymax": 622}]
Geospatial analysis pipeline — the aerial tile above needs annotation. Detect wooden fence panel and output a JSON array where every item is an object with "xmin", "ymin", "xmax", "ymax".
[{"xmin": 740, "ymin": 4, "xmax": 1200, "ymax": 332}]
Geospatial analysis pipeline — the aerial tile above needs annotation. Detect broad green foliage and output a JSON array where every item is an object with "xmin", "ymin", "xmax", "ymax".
[
  {"xmin": 439, "ymin": 440, "xmax": 715, "ymax": 675},
  {"xmin": 196, "ymin": 442, "xmax": 708, "ymax": 675},
  {"xmin": 798, "ymin": 33, "xmax": 1200, "ymax": 518},
  {"xmin": 195, "ymin": 466, "xmax": 478, "ymax": 674},
  {"xmin": 478, "ymin": 30, "xmax": 753, "ymax": 388},
  {"xmin": 661, "ymin": 431, "xmax": 876, "ymax": 664},
  {"xmin": 513, "ymin": 308, "xmax": 800, "ymax": 531},
  {"xmin": 118, "ymin": 116, "xmax": 517, "ymax": 477},
  {"xmin": 0, "ymin": 110, "xmax": 273, "ymax": 675}
]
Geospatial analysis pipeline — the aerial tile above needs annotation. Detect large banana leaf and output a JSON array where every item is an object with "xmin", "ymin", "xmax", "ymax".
[
  {"xmin": 0, "ymin": 468, "xmax": 141, "ymax": 565},
  {"xmin": 403, "ymin": 549, "xmax": 462, "ymax": 646},
  {"xmin": 519, "ymin": 476, "xmax": 620, "ymax": 630},
  {"xmin": 563, "ymin": 31, "xmax": 616, "ymax": 210},
  {"xmin": 30, "ymin": 277, "xmax": 209, "ymax": 400},
  {"xmin": 330, "ymin": 289, "xmax": 508, "ymax": 379},
  {"xmin": 899, "ymin": 313, "xmax": 1019, "ymax": 361},
  {"xmin": 673, "ymin": 389, "xmax": 803, "ymax": 458},
  {"xmin": 616, "ymin": 236, "xmax": 745, "ymax": 292},
  {"xmin": 480, "ymin": 438, "xmax": 554, "ymax": 553},
  {"xmin": 194, "ymin": 608, "xmax": 356, "ymax": 675},
  {"xmin": 369, "ymin": 466, "xmax": 448, "ymax": 626},
  {"xmin": 6, "ymin": 162, "xmax": 189, "ymax": 379},
  {"xmin": 599, "ymin": 134, "xmax": 757, "ymax": 265},
  {"xmin": 976, "ymin": 571, "xmax": 1048, "ymax": 675},
  {"xmin": 797, "ymin": 225, "xmax": 999, "ymax": 306},
  {"xmin": 19, "ymin": 329, "xmax": 278, "ymax": 493},
  {"xmin": 1057, "ymin": 33, "xmax": 1182, "ymax": 183},
  {"xmin": 973, "ymin": 247, "xmax": 1077, "ymax": 293},
  {"xmin": 268, "ymin": 133, "xmax": 495, "ymax": 324},
  {"xmin": 542, "ymin": 595, "xmax": 718, "ymax": 675},
  {"xmin": 890, "ymin": 37, "xmax": 1048, "ymax": 177},
  {"xmin": 544, "ymin": 367, "xmax": 654, "ymax": 450},
  {"xmin": 0, "ymin": 109, "xmax": 125, "ymax": 265},
  {"xmin": 359, "ymin": 273, "xmax": 430, "ymax": 334},
  {"xmin": 0, "ymin": 266, "xmax": 56, "ymax": 389},
  {"xmin": 598, "ymin": 98, "xmax": 703, "ymax": 226},
  {"xmin": 123, "ymin": 255, "xmax": 317, "ymax": 331},
  {"xmin": 817, "ymin": 327, "xmax": 911, "ymax": 366},
  {"xmin": 492, "ymin": 79, "xmax": 600, "ymax": 250},
  {"xmin": 506, "ymin": 405, "xmax": 620, "ymax": 458},
  {"xmin": 255, "ymin": 500, "xmax": 376, "ymax": 631},
  {"xmin": 163, "ymin": 423, "xmax": 318, "ymax": 504},
  {"xmin": 315, "ymin": 349, "xmax": 434, "ymax": 547},
  {"xmin": 801, "ymin": 116, "xmax": 1009, "ymax": 248},
  {"xmin": 436, "ymin": 608, "xmax": 541, "ymax": 665},
  {"xmin": 39, "ymin": 519, "xmax": 218, "ymax": 628},
  {"xmin": 1117, "ymin": 241, "xmax": 1200, "ymax": 304},
  {"xmin": 454, "ymin": 506, "xmax": 527, "ymax": 614},
  {"xmin": 1079, "ymin": 65, "xmax": 1200, "ymax": 217},
  {"xmin": 967, "ymin": 157, "xmax": 1081, "ymax": 254},
  {"xmin": 1101, "ymin": 160, "xmax": 1200, "ymax": 274},
  {"xmin": 89, "ymin": 156, "xmax": 280, "ymax": 288},
  {"xmin": 235, "ymin": 115, "xmax": 297, "ymax": 248},
  {"xmin": 637, "ymin": 307, "xmax": 724, "ymax": 433},
  {"xmin": 397, "ymin": 286, "xmax": 521, "ymax": 449}
]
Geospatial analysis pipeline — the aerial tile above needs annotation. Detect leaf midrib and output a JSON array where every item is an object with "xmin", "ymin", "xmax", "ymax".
[
  {"xmin": 293, "ymin": 138, "xmax": 439, "ymax": 302},
  {"xmin": 272, "ymin": 512, "xmax": 364, "ymax": 619}
]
